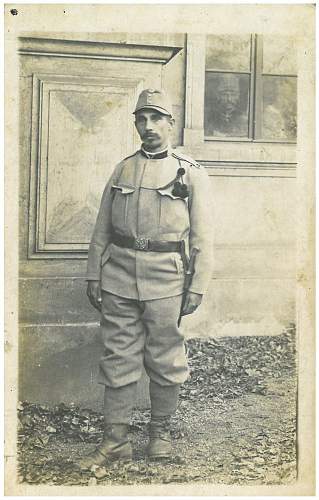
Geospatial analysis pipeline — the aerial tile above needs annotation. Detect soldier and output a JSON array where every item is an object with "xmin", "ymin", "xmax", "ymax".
[
  {"xmin": 205, "ymin": 74, "xmax": 248, "ymax": 137},
  {"xmin": 79, "ymin": 89, "xmax": 213, "ymax": 469}
]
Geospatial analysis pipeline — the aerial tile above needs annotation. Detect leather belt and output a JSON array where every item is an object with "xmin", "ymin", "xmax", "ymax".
[{"xmin": 112, "ymin": 232, "xmax": 183, "ymax": 253}]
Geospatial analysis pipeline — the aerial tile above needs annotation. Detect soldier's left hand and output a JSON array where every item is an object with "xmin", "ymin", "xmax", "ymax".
[{"xmin": 182, "ymin": 291, "xmax": 203, "ymax": 316}]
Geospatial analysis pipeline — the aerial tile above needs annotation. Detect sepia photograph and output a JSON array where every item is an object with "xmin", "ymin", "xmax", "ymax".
[{"xmin": 4, "ymin": 3, "xmax": 315, "ymax": 496}]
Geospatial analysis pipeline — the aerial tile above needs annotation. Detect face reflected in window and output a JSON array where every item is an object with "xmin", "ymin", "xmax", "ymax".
[
  {"xmin": 215, "ymin": 76, "xmax": 241, "ymax": 121},
  {"xmin": 205, "ymin": 73, "xmax": 250, "ymax": 137}
]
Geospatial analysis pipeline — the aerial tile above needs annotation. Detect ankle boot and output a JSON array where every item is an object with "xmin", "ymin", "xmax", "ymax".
[
  {"xmin": 146, "ymin": 416, "xmax": 172, "ymax": 460},
  {"xmin": 78, "ymin": 424, "xmax": 132, "ymax": 470}
]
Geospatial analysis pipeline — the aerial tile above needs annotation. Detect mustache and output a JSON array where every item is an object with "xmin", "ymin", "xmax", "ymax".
[{"xmin": 142, "ymin": 132, "xmax": 159, "ymax": 139}]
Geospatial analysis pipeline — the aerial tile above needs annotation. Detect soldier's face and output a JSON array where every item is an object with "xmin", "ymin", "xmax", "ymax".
[
  {"xmin": 135, "ymin": 110, "xmax": 174, "ymax": 151},
  {"xmin": 215, "ymin": 87, "xmax": 240, "ymax": 120}
]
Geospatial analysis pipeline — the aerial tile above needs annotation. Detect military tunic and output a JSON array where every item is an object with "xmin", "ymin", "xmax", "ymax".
[
  {"xmin": 87, "ymin": 148, "xmax": 214, "ymax": 299},
  {"xmin": 86, "ymin": 148, "xmax": 214, "ymax": 387}
]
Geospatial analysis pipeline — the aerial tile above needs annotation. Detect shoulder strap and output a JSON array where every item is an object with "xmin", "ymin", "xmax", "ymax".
[{"xmin": 171, "ymin": 151, "xmax": 201, "ymax": 168}]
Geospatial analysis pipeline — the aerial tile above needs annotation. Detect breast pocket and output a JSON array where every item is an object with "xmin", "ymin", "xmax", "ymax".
[
  {"xmin": 157, "ymin": 187, "xmax": 189, "ymax": 234},
  {"xmin": 111, "ymin": 184, "xmax": 135, "ymax": 229}
]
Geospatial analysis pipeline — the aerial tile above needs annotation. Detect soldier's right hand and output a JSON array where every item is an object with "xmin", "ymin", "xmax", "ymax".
[{"xmin": 86, "ymin": 280, "xmax": 102, "ymax": 311}]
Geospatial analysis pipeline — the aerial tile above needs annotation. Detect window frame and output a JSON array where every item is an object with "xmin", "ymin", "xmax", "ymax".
[{"xmin": 203, "ymin": 34, "xmax": 297, "ymax": 145}]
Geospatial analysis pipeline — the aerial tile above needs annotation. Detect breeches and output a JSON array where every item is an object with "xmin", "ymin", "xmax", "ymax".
[{"xmin": 98, "ymin": 291, "xmax": 189, "ymax": 387}]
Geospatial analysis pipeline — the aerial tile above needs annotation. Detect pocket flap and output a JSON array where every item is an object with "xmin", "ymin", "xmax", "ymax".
[{"xmin": 112, "ymin": 184, "xmax": 135, "ymax": 195}]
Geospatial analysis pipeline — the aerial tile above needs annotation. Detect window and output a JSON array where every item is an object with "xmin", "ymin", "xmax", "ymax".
[{"xmin": 204, "ymin": 35, "xmax": 297, "ymax": 142}]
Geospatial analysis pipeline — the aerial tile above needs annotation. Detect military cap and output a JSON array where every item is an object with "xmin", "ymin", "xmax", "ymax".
[
  {"xmin": 133, "ymin": 89, "xmax": 173, "ymax": 117},
  {"xmin": 218, "ymin": 74, "xmax": 240, "ymax": 93}
]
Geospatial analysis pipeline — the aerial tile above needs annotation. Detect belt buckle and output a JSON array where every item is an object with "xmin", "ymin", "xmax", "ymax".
[{"xmin": 134, "ymin": 237, "xmax": 149, "ymax": 251}]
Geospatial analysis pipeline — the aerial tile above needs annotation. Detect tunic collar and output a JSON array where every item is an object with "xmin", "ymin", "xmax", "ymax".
[
  {"xmin": 118, "ymin": 148, "xmax": 183, "ymax": 190},
  {"xmin": 140, "ymin": 145, "xmax": 169, "ymax": 160}
]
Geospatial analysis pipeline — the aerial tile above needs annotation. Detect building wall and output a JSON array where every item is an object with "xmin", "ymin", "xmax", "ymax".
[{"xmin": 18, "ymin": 33, "xmax": 296, "ymax": 409}]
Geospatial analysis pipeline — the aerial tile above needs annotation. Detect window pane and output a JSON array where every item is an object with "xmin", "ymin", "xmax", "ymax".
[
  {"xmin": 263, "ymin": 36, "xmax": 297, "ymax": 75},
  {"xmin": 204, "ymin": 73, "xmax": 250, "ymax": 138},
  {"xmin": 262, "ymin": 76, "xmax": 297, "ymax": 140},
  {"xmin": 206, "ymin": 35, "xmax": 251, "ymax": 72}
]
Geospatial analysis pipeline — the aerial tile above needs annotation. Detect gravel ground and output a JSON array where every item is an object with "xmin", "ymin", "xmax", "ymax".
[{"xmin": 18, "ymin": 327, "xmax": 297, "ymax": 486}]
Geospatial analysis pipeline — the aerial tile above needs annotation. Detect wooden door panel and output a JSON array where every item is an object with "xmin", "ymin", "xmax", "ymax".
[
  {"xmin": 29, "ymin": 73, "xmax": 143, "ymax": 258},
  {"xmin": 19, "ymin": 36, "xmax": 180, "ymax": 267}
]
